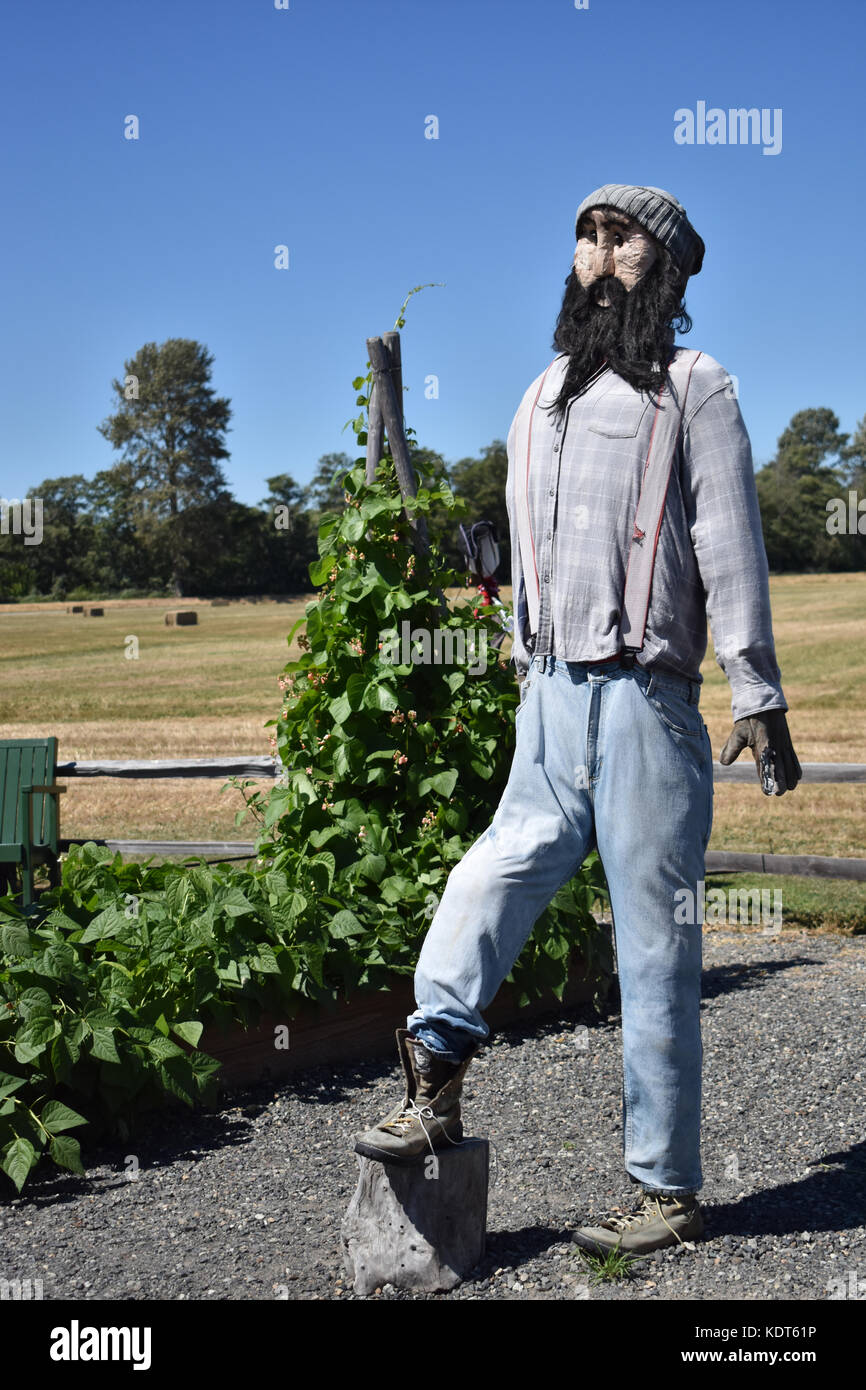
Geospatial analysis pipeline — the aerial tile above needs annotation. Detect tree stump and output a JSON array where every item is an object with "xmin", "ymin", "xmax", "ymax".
[
  {"xmin": 341, "ymin": 1139, "xmax": 489, "ymax": 1294},
  {"xmin": 164, "ymin": 610, "xmax": 198, "ymax": 626}
]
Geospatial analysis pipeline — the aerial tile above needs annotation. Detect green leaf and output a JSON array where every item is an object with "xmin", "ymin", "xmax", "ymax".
[
  {"xmin": 418, "ymin": 769, "xmax": 459, "ymax": 798},
  {"xmin": 157, "ymin": 1060, "xmax": 195, "ymax": 1106},
  {"xmin": 307, "ymin": 852, "xmax": 335, "ymax": 892},
  {"xmin": 249, "ymin": 946, "xmax": 281, "ymax": 975},
  {"xmin": 155, "ymin": 1013, "xmax": 170, "ymax": 1036},
  {"xmin": 352, "ymin": 852, "xmax": 387, "ymax": 884},
  {"xmin": 0, "ymin": 923, "xmax": 32, "ymax": 958},
  {"xmin": 1, "ymin": 1136, "xmax": 37, "ymax": 1191},
  {"xmin": 146, "ymin": 1036, "xmax": 186, "ymax": 1061},
  {"xmin": 363, "ymin": 681, "xmax": 399, "ymax": 712},
  {"xmin": 379, "ymin": 876, "xmax": 417, "ymax": 905},
  {"xmin": 0, "ymin": 1071, "xmax": 27, "ymax": 1100},
  {"xmin": 215, "ymin": 885, "xmax": 256, "ymax": 919},
  {"xmin": 283, "ymin": 890, "xmax": 308, "ymax": 922},
  {"xmin": 40, "ymin": 943, "xmax": 77, "ymax": 978},
  {"xmin": 14, "ymin": 1016, "xmax": 61, "ymax": 1063},
  {"xmin": 164, "ymin": 874, "xmax": 192, "ymax": 917},
  {"xmin": 309, "ymin": 555, "xmax": 334, "ymax": 586},
  {"xmin": 16, "ymin": 987, "xmax": 53, "ymax": 1019},
  {"xmin": 289, "ymin": 772, "xmax": 317, "ymax": 805},
  {"xmin": 342, "ymin": 508, "xmax": 364, "ymax": 542},
  {"xmin": 329, "ymin": 692, "xmax": 353, "ymax": 726},
  {"xmin": 285, "ymin": 616, "xmax": 307, "ymax": 647},
  {"xmin": 78, "ymin": 905, "xmax": 128, "ymax": 944},
  {"xmin": 49, "ymin": 1033, "xmax": 79, "ymax": 1080},
  {"xmin": 49, "ymin": 1134, "xmax": 85, "ymax": 1175},
  {"xmin": 189, "ymin": 1050, "xmax": 222, "ymax": 1086},
  {"xmin": 263, "ymin": 788, "xmax": 293, "ymax": 828},
  {"xmin": 345, "ymin": 673, "xmax": 368, "ymax": 709},
  {"xmin": 330, "ymin": 910, "xmax": 363, "ymax": 939},
  {"xmin": 90, "ymin": 1028, "xmax": 121, "ymax": 1064},
  {"xmin": 85, "ymin": 1008, "xmax": 121, "ymax": 1031},
  {"xmin": 40, "ymin": 1100, "xmax": 88, "ymax": 1134},
  {"xmin": 171, "ymin": 1020, "xmax": 204, "ymax": 1048},
  {"xmin": 45, "ymin": 908, "xmax": 86, "ymax": 933}
]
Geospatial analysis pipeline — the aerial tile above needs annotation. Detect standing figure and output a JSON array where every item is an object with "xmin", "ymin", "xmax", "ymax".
[{"xmin": 355, "ymin": 184, "xmax": 801, "ymax": 1255}]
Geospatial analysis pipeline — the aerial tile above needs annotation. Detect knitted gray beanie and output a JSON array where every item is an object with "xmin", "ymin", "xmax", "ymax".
[{"xmin": 575, "ymin": 184, "xmax": 705, "ymax": 287}]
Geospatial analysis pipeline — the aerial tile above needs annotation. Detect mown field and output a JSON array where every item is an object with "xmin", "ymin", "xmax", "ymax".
[{"xmin": 0, "ymin": 575, "xmax": 863, "ymax": 923}]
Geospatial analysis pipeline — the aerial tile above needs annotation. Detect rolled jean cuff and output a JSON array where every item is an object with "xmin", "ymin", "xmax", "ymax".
[
  {"xmin": 629, "ymin": 1173, "xmax": 701, "ymax": 1198},
  {"xmin": 408, "ymin": 1023, "xmax": 473, "ymax": 1063}
]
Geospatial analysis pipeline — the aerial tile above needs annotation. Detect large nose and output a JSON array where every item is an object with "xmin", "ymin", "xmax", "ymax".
[{"xmin": 594, "ymin": 237, "xmax": 616, "ymax": 279}]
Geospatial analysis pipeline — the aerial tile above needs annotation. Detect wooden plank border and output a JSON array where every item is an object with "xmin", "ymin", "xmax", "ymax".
[{"xmin": 53, "ymin": 757, "xmax": 866, "ymax": 783}]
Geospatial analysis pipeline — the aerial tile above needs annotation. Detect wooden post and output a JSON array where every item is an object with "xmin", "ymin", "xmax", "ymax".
[
  {"xmin": 365, "ymin": 382, "xmax": 385, "ymax": 486},
  {"xmin": 382, "ymin": 330, "xmax": 404, "ymax": 426},
  {"xmin": 365, "ymin": 335, "xmax": 430, "ymax": 552},
  {"xmin": 366, "ymin": 331, "xmax": 404, "ymax": 485},
  {"xmin": 341, "ymin": 1140, "xmax": 489, "ymax": 1294}
]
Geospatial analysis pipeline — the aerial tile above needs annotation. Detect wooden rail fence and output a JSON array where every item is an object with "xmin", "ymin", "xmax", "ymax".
[{"xmin": 52, "ymin": 756, "xmax": 866, "ymax": 881}]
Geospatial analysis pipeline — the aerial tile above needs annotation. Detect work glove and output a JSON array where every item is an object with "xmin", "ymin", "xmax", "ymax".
[{"xmin": 719, "ymin": 709, "xmax": 802, "ymax": 796}]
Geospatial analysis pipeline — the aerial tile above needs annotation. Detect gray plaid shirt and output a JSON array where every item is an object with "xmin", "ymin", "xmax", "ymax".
[{"xmin": 505, "ymin": 348, "xmax": 788, "ymax": 723}]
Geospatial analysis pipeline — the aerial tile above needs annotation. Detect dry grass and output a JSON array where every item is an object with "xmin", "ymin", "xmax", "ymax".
[{"xmin": 0, "ymin": 576, "xmax": 863, "ymax": 854}]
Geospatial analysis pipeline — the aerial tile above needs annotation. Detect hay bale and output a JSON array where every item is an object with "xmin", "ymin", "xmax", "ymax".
[
  {"xmin": 67, "ymin": 604, "xmax": 84, "ymax": 614},
  {"xmin": 164, "ymin": 610, "xmax": 198, "ymax": 626},
  {"xmin": 210, "ymin": 599, "xmax": 230, "ymax": 607},
  {"xmin": 86, "ymin": 606, "xmax": 104, "ymax": 617}
]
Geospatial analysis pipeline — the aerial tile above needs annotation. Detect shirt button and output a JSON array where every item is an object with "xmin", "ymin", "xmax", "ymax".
[
  {"xmin": 548, "ymin": 488, "xmax": 555, "ymax": 497},
  {"xmin": 543, "ymin": 573, "xmax": 550, "ymax": 583},
  {"xmin": 553, "ymin": 443, "xmax": 560, "ymax": 452}
]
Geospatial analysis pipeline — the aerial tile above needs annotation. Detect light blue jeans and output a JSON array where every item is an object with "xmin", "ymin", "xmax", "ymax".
[{"xmin": 407, "ymin": 654, "xmax": 714, "ymax": 1195}]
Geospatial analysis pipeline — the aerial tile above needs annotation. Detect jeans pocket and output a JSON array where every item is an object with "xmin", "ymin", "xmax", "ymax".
[
  {"xmin": 517, "ymin": 659, "xmax": 535, "ymax": 711},
  {"xmin": 643, "ymin": 681, "xmax": 703, "ymax": 737}
]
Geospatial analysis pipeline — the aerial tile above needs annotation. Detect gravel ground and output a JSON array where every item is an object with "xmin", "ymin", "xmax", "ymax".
[{"xmin": 1, "ymin": 923, "xmax": 864, "ymax": 1302}]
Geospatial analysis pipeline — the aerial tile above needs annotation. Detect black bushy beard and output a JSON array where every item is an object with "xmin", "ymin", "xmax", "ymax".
[{"xmin": 548, "ymin": 242, "xmax": 693, "ymax": 420}]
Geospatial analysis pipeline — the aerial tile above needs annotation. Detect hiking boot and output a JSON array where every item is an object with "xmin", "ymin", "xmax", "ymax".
[
  {"xmin": 572, "ymin": 1188, "xmax": 704, "ymax": 1256},
  {"xmin": 353, "ymin": 1027, "xmax": 480, "ymax": 1165}
]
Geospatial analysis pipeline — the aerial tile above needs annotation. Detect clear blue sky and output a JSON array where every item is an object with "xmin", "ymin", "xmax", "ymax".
[{"xmin": 2, "ymin": 0, "xmax": 863, "ymax": 508}]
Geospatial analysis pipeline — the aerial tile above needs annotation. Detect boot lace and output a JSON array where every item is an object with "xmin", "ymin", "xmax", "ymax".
[
  {"xmin": 382, "ymin": 1097, "xmax": 464, "ymax": 1157},
  {"xmin": 381, "ymin": 1098, "xmax": 504, "ymax": 1188},
  {"xmin": 601, "ymin": 1192, "xmax": 688, "ymax": 1244}
]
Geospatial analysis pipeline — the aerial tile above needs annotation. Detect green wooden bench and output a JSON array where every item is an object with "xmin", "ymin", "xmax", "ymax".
[{"xmin": 0, "ymin": 739, "xmax": 66, "ymax": 907}]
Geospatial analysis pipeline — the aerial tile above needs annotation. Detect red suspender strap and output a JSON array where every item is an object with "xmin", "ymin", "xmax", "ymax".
[
  {"xmin": 514, "ymin": 361, "xmax": 557, "ymax": 635},
  {"xmin": 620, "ymin": 349, "xmax": 702, "ymax": 655}
]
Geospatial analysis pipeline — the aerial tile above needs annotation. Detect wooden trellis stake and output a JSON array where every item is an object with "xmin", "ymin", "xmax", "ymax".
[
  {"xmin": 365, "ymin": 331, "xmax": 403, "ymax": 488},
  {"xmin": 365, "ymin": 333, "xmax": 430, "ymax": 553}
]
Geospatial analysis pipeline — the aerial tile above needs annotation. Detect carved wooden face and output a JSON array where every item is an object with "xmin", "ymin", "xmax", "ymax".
[{"xmin": 573, "ymin": 207, "xmax": 659, "ymax": 305}]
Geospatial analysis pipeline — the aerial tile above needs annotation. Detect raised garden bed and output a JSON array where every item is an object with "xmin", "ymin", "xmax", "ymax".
[{"xmin": 199, "ymin": 944, "xmax": 611, "ymax": 1086}]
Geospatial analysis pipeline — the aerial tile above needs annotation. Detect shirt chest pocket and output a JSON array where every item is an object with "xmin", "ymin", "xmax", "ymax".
[{"xmin": 586, "ymin": 396, "xmax": 654, "ymax": 438}]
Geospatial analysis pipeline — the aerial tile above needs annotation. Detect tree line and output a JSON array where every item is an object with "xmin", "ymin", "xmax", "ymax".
[{"xmin": 1, "ymin": 338, "xmax": 864, "ymax": 602}]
